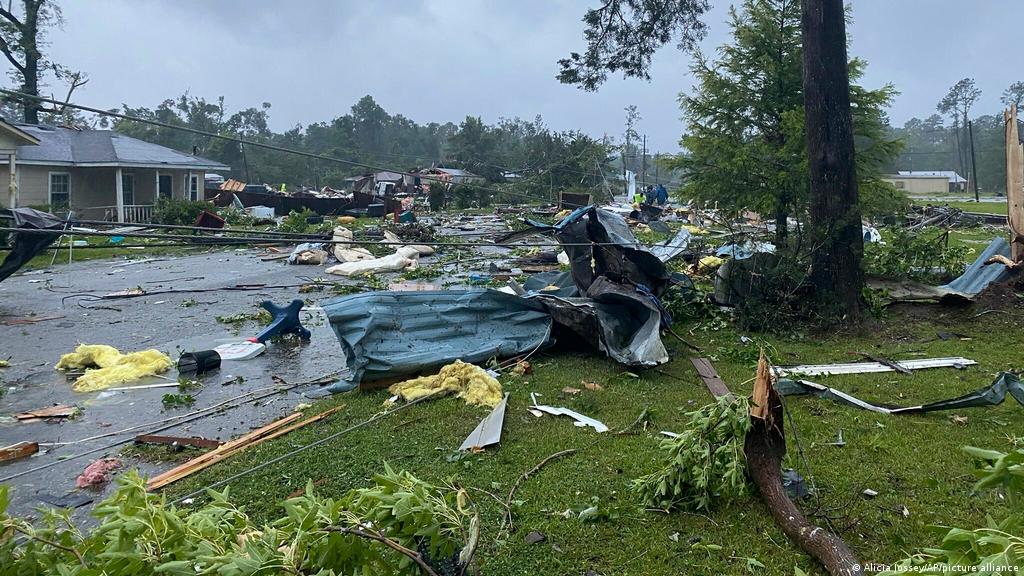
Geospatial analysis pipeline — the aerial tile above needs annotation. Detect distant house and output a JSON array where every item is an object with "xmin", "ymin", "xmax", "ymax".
[
  {"xmin": 0, "ymin": 122, "xmax": 229, "ymax": 222},
  {"xmin": 419, "ymin": 167, "xmax": 485, "ymax": 185},
  {"xmin": 882, "ymin": 170, "xmax": 968, "ymax": 194}
]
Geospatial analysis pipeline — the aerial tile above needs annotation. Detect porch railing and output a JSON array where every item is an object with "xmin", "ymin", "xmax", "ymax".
[{"xmin": 82, "ymin": 204, "xmax": 156, "ymax": 223}]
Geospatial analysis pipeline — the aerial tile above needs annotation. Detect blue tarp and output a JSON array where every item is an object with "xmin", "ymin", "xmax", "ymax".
[{"xmin": 323, "ymin": 290, "xmax": 552, "ymax": 390}]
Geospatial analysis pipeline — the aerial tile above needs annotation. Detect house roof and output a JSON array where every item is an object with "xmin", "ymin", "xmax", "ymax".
[
  {"xmin": 895, "ymin": 170, "xmax": 967, "ymax": 183},
  {"xmin": 0, "ymin": 118, "xmax": 40, "ymax": 146},
  {"xmin": 9, "ymin": 124, "xmax": 230, "ymax": 171}
]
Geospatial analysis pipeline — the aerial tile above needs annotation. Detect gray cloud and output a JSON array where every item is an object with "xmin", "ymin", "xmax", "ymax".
[{"xmin": 6, "ymin": 0, "xmax": 1022, "ymax": 152}]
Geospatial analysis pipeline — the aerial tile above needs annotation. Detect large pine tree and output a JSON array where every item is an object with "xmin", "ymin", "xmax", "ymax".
[{"xmin": 672, "ymin": 0, "xmax": 902, "ymax": 244}]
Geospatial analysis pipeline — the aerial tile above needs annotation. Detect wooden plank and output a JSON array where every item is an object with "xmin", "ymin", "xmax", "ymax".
[
  {"xmin": 1, "ymin": 441, "xmax": 39, "ymax": 463},
  {"xmin": 689, "ymin": 357, "xmax": 734, "ymax": 400},
  {"xmin": 147, "ymin": 406, "xmax": 344, "ymax": 491},
  {"xmin": 135, "ymin": 435, "xmax": 223, "ymax": 449},
  {"xmin": 146, "ymin": 411, "xmax": 304, "ymax": 490},
  {"xmin": 15, "ymin": 405, "xmax": 79, "ymax": 420}
]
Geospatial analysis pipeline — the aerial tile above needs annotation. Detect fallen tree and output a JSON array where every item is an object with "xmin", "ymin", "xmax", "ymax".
[{"xmin": 744, "ymin": 353, "xmax": 863, "ymax": 576}]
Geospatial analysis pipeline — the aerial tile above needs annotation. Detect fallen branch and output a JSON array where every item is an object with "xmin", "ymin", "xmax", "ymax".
[
  {"xmin": 327, "ymin": 525, "xmax": 439, "ymax": 576},
  {"xmin": 744, "ymin": 353, "xmax": 862, "ymax": 576},
  {"xmin": 503, "ymin": 448, "xmax": 577, "ymax": 531},
  {"xmin": 615, "ymin": 407, "xmax": 649, "ymax": 435}
]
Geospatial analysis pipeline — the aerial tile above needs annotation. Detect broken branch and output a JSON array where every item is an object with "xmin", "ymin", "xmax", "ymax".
[{"xmin": 503, "ymin": 448, "xmax": 577, "ymax": 530}]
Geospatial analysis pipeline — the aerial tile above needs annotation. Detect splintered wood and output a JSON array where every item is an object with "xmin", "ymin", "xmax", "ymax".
[{"xmin": 1006, "ymin": 104, "xmax": 1024, "ymax": 262}]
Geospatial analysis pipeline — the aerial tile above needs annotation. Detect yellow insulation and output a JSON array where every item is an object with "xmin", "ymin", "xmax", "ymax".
[
  {"xmin": 56, "ymin": 344, "xmax": 173, "ymax": 392},
  {"xmin": 388, "ymin": 360, "xmax": 503, "ymax": 407}
]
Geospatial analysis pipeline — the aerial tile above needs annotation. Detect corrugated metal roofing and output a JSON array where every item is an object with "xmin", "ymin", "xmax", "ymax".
[{"xmin": 12, "ymin": 125, "xmax": 229, "ymax": 170}]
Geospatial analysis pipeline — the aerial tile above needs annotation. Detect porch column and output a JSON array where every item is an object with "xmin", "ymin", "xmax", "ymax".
[
  {"xmin": 7, "ymin": 152, "xmax": 16, "ymax": 208},
  {"xmin": 115, "ymin": 167, "xmax": 125, "ymax": 222}
]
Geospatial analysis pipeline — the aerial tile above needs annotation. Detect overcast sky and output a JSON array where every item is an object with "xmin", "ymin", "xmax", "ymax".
[{"xmin": 7, "ymin": 0, "xmax": 1022, "ymax": 152}]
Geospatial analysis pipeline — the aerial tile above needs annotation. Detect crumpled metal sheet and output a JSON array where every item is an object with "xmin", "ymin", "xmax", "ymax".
[
  {"xmin": 648, "ymin": 227, "xmax": 692, "ymax": 263},
  {"xmin": 776, "ymin": 372, "xmax": 1024, "ymax": 414},
  {"xmin": 939, "ymin": 236, "xmax": 1012, "ymax": 296},
  {"xmin": 323, "ymin": 290, "xmax": 552, "ymax": 389}
]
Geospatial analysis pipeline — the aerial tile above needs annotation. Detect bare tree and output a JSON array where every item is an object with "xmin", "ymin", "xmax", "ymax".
[
  {"xmin": 0, "ymin": 0, "xmax": 87, "ymax": 124},
  {"xmin": 937, "ymin": 78, "xmax": 981, "ymax": 177},
  {"xmin": 1001, "ymin": 81, "xmax": 1024, "ymax": 111}
]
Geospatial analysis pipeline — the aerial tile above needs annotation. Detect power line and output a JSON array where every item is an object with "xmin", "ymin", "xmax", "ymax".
[{"xmin": 0, "ymin": 90, "xmax": 592, "ymax": 205}]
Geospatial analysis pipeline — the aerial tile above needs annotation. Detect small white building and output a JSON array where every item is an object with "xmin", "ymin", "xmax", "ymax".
[{"xmin": 882, "ymin": 170, "xmax": 967, "ymax": 194}]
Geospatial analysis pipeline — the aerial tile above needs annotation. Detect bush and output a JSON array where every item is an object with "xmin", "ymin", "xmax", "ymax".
[
  {"xmin": 451, "ymin": 183, "xmax": 492, "ymax": 209},
  {"xmin": 277, "ymin": 208, "xmax": 318, "ymax": 233},
  {"xmin": 217, "ymin": 207, "xmax": 255, "ymax": 227},
  {"xmin": 152, "ymin": 197, "xmax": 212, "ymax": 226},
  {"xmin": 864, "ymin": 228, "xmax": 969, "ymax": 283},
  {"xmin": 0, "ymin": 465, "xmax": 475, "ymax": 575}
]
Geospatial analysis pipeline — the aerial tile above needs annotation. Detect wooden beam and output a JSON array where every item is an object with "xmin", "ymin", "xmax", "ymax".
[
  {"xmin": 689, "ymin": 357, "xmax": 734, "ymax": 400},
  {"xmin": 1, "ymin": 441, "xmax": 38, "ymax": 463},
  {"xmin": 1005, "ymin": 105, "xmax": 1024, "ymax": 262}
]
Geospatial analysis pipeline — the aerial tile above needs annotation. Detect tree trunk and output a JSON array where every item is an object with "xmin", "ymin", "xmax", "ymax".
[
  {"xmin": 746, "ymin": 354, "xmax": 863, "ymax": 575},
  {"xmin": 774, "ymin": 194, "xmax": 789, "ymax": 245},
  {"xmin": 21, "ymin": 0, "xmax": 43, "ymax": 125},
  {"xmin": 801, "ymin": 0, "xmax": 863, "ymax": 321}
]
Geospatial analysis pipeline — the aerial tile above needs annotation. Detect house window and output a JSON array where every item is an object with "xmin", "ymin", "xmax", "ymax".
[
  {"xmin": 121, "ymin": 173, "xmax": 135, "ymax": 205},
  {"xmin": 158, "ymin": 173, "xmax": 173, "ymax": 199},
  {"xmin": 48, "ymin": 172, "xmax": 70, "ymax": 208},
  {"xmin": 189, "ymin": 174, "xmax": 200, "ymax": 201}
]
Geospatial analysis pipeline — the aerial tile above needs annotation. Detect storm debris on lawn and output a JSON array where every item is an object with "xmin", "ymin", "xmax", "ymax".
[
  {"xmin": 55, "ymin": 344, "xmax": 173, "ymax": 392},
  {"xmin": 389, "ymin": 360, "xmax": 503, "ymax": 407},
  {"xmin": 459, "ymin": 392, "xmax": 510, "ymax": 451},
  {"xmin": 529, "ymin": 392, "xmax": 608, "ymax": 433},
  {"xmin": 75, "ymin": 457, "xmax": 122, "ymax": 488}
]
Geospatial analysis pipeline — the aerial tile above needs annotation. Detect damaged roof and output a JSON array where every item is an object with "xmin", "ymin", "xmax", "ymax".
[{"xmin": 9, "ymin": 124, "xmax": 230, "ymax": 171}]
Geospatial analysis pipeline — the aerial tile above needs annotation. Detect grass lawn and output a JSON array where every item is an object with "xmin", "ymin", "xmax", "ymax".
[
  {"xmin": 156, "ymin": 282, "xmax": 1024, "ymax": 574},
  {"xmin": 912, "ymin": 198, "xmax": 1008, "ymax": 216}
]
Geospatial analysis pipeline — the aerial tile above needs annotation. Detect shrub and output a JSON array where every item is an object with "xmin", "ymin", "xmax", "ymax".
[
  {"xmin": 152, "ymin": 197, "xmax": 212, "ymax": 226},
  {"xmin": 864, "ymin": 228, "xmax": 969, "ymax": 283},
  {"xmin": 0, "ymin": 465, "xmax": 475, "ymax": 575},
  {"xmin": 277, "ymin": 208, "xmax": 322, "ymax": 234}
]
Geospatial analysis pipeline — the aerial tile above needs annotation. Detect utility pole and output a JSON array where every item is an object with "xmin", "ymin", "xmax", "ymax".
[
  {"xmin": 968, "ymin": 120, "xmax": 980, "ymax": 201},
  {"xmin": 641, "ymin": 134, "xmax": 647, "ymax": 190}
]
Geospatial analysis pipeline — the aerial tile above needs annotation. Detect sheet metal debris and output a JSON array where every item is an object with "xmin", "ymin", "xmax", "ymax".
[
  {"xmin": 776, "ymin": 372, "xmax": 1024, "ymax": 414},
  {"xmin": 459, "ymin": 393, "xmax": 510, "ymax": 451},
  {"xmin": 529, "ymin": 392, "xmax": 608, "ymax": 433},
  {"xmin": 772, "ymin": 357, "xmax": 975, "ymax": 377}
]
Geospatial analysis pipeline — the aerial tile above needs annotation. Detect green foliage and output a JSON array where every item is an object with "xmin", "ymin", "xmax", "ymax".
[
  {"xmin": 632, "ymin": 395, "xmax": 752, "ymax": 512},
  {"xmin": 161, "ymin": 393, "xmax": 195, "ymax": 409},
  {"xmin": 152, "ymin": 197, "xmax": 212, "ymax": 226},
  {"xmin": 451, "ymin": 183, "xmax": 492, "ymax": 209},
  {"xmin": 277, "ymin": 208, "xmax": 318, "ymax": 234},
  {"xmin": 669, "ymin": 0, "xmax": 903, "ymax": 240},
  {"xmin": 0, "ymin": 466, "xmax": 473, "ymax": 575},
  {"xmin": 880, "ymin": 447, "xmax": 1023, "ymax": 574},
  {"xmin": 863, "ymin": 228, "xmax": 969, "ymax": 283},
  {"xmin": 217, "ymin": 207, "xmax": 255, "ymax": 227}
]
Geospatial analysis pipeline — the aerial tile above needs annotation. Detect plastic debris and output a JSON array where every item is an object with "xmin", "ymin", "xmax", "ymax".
[
  {"xmin": 389, "ymin": 361, "xmax": 503, "ymax": 407},
  {"xmin": 56, "ymin": 344, "xmax": 173, "ymax": 392},
  {"xmin": 529, "ymin": 392, "xmax": 608, "ymax": 433},
  {"xmin": 459, "ymin": 393, "xmax": 509, "ymax": 451}
]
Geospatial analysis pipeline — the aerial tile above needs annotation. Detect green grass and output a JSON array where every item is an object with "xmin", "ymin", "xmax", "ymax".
[
  {"xmin": 159, "ymin": 298, "xmax": 1024, "ymax": 575},
  {"xmin": 20, "ymin": 237, "xmax": 211, "ymax": 270},
  {"xmin": 913, "ymin": 198, "xmax": 1008, "ymax": 216}
]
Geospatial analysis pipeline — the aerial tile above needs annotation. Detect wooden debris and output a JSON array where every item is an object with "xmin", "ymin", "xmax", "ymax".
[
  {"xmin": 134, "ymin": 435, "xmax": 223, "ymax": 449},
  {"xmin": 744, "ymin": 352, "xmax": 862, "ymax": 575},
  {"xmin": 147, "ymin": 406, "xmax": 345, "ymax": 491},
  {"xmin": 1, "ymin": 441, "xmax": 39, "ymax": 462},
  {"xmin": 689, "ymin": 357, "xmax": 734, "ymax": 400},
  {"xmin": 15, "ymin": 404, "xmax": 79, "ymax": 421}
]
